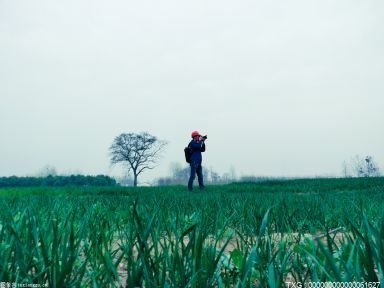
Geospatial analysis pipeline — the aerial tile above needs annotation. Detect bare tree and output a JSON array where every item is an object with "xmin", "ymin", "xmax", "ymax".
[
  {"xmin": 109, "ymin": 132, "xmax": 167, "ymax": 186},
  {"xmin": 362, "ymin": 156, "xmax": 380, "ymax": 177},
  {"xmin": 38, "ymin": 165, "xmax": 58, "ymax": 177},
  {"xmin": 345, "ymin": 155, "xmax": 380, "ymax": 177}
]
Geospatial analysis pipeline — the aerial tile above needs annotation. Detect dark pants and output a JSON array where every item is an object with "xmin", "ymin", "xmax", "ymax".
[{"xmin": 188, "ymin": 162, "xmax": 204, "ymax": 191}]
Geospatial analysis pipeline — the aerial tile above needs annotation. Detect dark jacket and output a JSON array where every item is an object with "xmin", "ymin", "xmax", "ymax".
[{"xmin": 188, "ymin": 140, "xmax": 206, "ymax": 164}]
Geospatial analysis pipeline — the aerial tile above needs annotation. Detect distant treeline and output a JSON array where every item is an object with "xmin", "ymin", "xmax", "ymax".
[{"xmin": 0, "ymin": 175, "xmax": 117, "ymax": 187}]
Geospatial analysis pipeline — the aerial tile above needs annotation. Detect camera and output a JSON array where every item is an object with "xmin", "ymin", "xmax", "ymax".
[{"xmin": 202, "ymin": 135, "xmax": 208, "ymax": 140}]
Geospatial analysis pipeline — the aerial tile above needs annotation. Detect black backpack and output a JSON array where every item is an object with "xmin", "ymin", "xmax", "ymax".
[{"xmin": 184, "ymin": 146, "xmax": 192, "ymax": 163}]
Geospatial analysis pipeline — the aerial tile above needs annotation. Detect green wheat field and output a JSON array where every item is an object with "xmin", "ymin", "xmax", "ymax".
[{"xmin": 1, "ymin": 177, "xmax": 383, "ymax": 287}]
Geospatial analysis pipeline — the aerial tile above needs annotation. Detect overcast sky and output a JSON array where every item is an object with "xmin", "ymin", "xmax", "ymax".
[{"xmin": 1, "ymin": 0, "xmax": 383, "ymax": 183}]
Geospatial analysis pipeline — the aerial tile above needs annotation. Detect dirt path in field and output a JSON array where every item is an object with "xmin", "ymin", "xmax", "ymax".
[{"xmin": 113, "ymin": 227, "xmax": 346, "ymax": 287}]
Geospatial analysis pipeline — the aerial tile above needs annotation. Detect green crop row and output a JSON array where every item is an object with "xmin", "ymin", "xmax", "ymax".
[{"xmin": 0, "ymin": 178, "xmax": 383, "ymax": 287}]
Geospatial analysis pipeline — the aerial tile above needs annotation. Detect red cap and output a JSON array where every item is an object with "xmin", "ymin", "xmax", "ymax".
[{"xmin": 191, "ymin": 131, "xmax": 201, "ymax": 138}]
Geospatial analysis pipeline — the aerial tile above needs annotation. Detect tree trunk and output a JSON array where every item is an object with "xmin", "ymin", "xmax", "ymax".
[{"xmin": 133, "ymin": 173, "xmax": 138, "ymax": 187}]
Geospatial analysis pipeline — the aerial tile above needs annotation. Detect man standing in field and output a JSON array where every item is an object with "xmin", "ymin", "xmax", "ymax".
[{"xmin": 187, "ymin": 131, "xmax": 206, "ymax": 191}]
